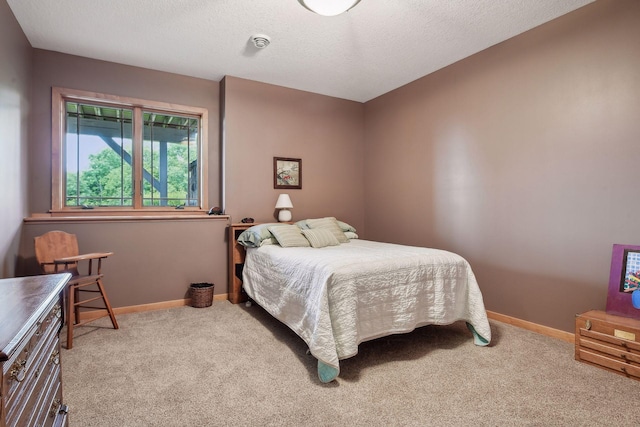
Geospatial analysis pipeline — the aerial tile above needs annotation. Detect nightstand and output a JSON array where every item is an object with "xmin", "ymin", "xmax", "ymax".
[{"xmin": 227, "ymin": 223, "xmax": 255, "ymax": 304}]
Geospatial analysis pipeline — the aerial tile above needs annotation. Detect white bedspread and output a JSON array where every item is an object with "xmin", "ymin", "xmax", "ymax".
[{"xmin": 242, "ymin": 239, "xmax": 491, "ymax": 375}]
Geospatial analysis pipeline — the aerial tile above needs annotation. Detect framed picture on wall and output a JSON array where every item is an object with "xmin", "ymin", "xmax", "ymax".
[
  {"xmin": 606, "ymin": 244, "xmax": 640, "ymax": 319},
  {"xmin": 274, "ymin": 157, "xmax": 302, "ymax": 189}
]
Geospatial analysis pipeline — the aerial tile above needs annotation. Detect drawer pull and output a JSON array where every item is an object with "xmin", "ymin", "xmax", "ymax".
[
  {"xmin": 585, "ymin": 320, "xmax": 591, "ymax": 330},
  {"xmin": 50, "ymin": 350, "xmax": 60, "ymax": 366},
  {"xmin": 49, "ymin": 399, "xmax": 69, "ymax": 418},
  {"xmin": 49, "ymin": 399, "xmax": 61, "ymax": 418},
  {"xmin": 35, "ymin": 321, "xmax": 43, "ymax": 336},
  {"xmin": 9, "ymin": 359, "xmax": 27, "ymax": 383}
]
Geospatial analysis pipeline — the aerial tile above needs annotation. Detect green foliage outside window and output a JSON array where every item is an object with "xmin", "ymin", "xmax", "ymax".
[{"xmin": 66, "ymin": 143, "xmax": 195, "ymax": 207}]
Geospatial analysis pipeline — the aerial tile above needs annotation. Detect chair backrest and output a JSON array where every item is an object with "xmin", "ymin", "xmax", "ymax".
[{"xmin": 34, "ymin": 230, "xmax": 80, "ymax": 276}]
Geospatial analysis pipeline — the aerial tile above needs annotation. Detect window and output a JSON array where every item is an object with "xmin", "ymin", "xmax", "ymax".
[{"xmin": 52, "ymin": 88, "xmax": 208, "ymax": 213}]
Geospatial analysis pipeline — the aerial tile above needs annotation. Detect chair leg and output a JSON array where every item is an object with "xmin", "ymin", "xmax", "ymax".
[
  {"xmin": 74, "ymin": 285, "xmax": 80, "ymax": 325},
  {"xmin": 96, "ymin": 278, "xmax": 119, "ymax": 330},
  {"xmin": 67, "ymin": 284, "xmax": 75, "ymax": 350}
]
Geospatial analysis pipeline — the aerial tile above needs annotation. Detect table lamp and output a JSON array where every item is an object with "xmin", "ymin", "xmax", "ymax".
[{"xmin": 275, "ymin": 194, "xmax": 293, "ymax": 222}]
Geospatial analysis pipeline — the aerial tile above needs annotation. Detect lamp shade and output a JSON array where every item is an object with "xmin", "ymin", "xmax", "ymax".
[
  {"xmin": 275, "ymin": 194, "xmax": 293, "ymax": 209},
  {"xmin": 298, "ymin": 0, "xmax": 361, "ymax": 17}
]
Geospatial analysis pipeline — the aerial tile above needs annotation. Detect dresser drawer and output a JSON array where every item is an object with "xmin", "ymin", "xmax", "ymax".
[
  {"xmin": 578, "ymin": 330, "xmax": 640, "ymax": 360},
  {"xmin": 575, "ymin": 310, "xmax": 640, "ymax": 381},
  {"xmin": 12, "ymin": 358, "xmax": 59, "ymax": 427},
  {"xmin": 39, "ymin": 367, "xmax": 68, "ymax": 427},
  {"xmin": 577, "ymin": 348, "xmax": 640, "ymax": 379},
  {"xmin": 3, "ymin": 300, "xmax": 63, "ymax": 427},
  {"xmin": 24, "ymin": 362, "xmax": 65, "ymax": 427},
  {"xmin": 0, "ymin": 274, "xmax": 70, "ymax": 427}
]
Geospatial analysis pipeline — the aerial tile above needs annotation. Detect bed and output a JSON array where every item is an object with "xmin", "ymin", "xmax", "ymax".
[{"xmin": 230, "ymin": 219, "xmax": 491, "ymax": 383}]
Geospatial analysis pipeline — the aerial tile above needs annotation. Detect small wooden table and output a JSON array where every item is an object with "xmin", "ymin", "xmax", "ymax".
[{"xmin": 575, "ymin": 310, "xmax": 640, "ymax": 381}]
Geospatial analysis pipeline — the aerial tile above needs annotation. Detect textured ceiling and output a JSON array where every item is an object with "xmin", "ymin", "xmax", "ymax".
[{"xmin": 7, "ymin": 0, "xmax": 594, "ymax": 102}]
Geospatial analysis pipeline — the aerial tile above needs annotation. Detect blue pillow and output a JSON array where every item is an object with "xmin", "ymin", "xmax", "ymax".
[{"xmin": 237, "ymin": 223, "xmax": 280, "ymax": 247}]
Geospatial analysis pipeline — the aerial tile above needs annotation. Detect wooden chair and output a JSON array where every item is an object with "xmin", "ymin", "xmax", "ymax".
[{"xmin": 34, "ymin": 230, "xmax": 119, "ymax": 349}]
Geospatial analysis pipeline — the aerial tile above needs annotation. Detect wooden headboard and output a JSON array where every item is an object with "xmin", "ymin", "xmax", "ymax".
[{"xmin": 227, "ymin": 223, "xmax": 254, "ymax": 304}]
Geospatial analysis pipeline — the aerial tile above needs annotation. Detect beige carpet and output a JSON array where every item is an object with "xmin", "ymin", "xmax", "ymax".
[{"xmin": 60, "ymin": 301, "xmax": 640, "ymax": 426}]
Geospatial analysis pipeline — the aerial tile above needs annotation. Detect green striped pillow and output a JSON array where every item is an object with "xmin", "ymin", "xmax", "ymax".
[
  {"xmin": 306, "ymin": 217, "xmax": 349, "ymax": 243},
  {"xmin": 301, "ymin": 229, "xmax": 340, "ymax": 248},
  {"xmin": 268, "ymin": 225, "xmax": 310, "ymax": 248}
]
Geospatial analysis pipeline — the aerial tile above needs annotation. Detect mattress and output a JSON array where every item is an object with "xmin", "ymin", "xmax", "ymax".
[{"xmin": 242, "ymin": 239, "xmax": 491, "ymax": 381}]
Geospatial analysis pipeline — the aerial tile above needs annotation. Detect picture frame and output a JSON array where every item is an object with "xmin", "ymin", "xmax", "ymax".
[
  {"xmin": 273, "ymin": 157, "xmax": 302, "ymax": 189},
  {"xmin": 605, "ymin": 244, "xmax": 640, "ymax": 319}
]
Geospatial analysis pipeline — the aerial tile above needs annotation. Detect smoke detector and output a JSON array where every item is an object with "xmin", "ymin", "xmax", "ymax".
[{"xmin": 251, "ymin": 34, "xmax": 271, "ymax": 49}]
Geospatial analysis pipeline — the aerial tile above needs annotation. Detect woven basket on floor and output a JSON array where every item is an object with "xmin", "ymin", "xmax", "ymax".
[{"xmin": 190, "ymin": 283, "xmax": 214, "ymax": 308}]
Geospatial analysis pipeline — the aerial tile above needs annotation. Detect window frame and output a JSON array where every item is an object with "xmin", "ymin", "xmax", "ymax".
[{"xmin": 51, "ymin": 87, "xmax": 208, "ymax": 215}]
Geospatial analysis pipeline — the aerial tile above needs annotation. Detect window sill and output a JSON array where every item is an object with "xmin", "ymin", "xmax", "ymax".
[{"xmin": 24, "ymin": 212, "xmax": 230, "ymax": 223}]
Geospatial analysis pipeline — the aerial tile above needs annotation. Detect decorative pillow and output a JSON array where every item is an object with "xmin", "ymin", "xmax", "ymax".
[
  {"xmin": 295, "ymin": 220, "xmax": 310, "ymax": 230},
  {"xmin": 259, "ymin": 237, "xmax": 276, "ymax": 246},
  {"xmin": 268, "ymin": 225, "xmax": 310, "ymax": 248},
  {"xmin": 237, "ymin": 223, "xmax": 280, "ymax": 247},
  {"xmin": 344, "ymin": 231, "xmax": 359, "ymax": 240},
  {"xmin": 297, "ymin": 218, "xmax": 357, "ymax": 234},
  {"xmin": 301, "ymin": 229, "xmax": 340, "ymax": 248},
  {"xmin": 306, "ymin": 217, "xmax": 349, "ymax": 243},
  {"xmin": 336, "ymin": 220, "xmax": 356, "ymax": 233}
]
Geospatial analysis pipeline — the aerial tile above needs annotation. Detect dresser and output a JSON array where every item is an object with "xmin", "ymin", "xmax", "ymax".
[
  {"xmin": 0, "ymin": 273, "xmax": 71, "ymax": 427},
  {"xmin": 575, "ymin": 310, "xmax": 640, "ymax": 381}
]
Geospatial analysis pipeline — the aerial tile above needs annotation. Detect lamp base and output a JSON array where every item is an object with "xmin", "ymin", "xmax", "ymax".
[{"xmin": 278, "ymin": 209, "xmax": 292, "ymax": 222}]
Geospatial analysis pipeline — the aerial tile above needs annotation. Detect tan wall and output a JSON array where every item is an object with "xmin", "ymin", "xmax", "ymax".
[
  {"xmin": 363, "ymin": 0, "xmax": 640, "ymax": 332},
  {"xmin": 223, "ymin": 76, "xmax": 366, "ymax": 232},
  {"xmin": 9, "ymin": 0, "xmax": 636, "ymax": 331},
  {"xmin": 19, "ymin": 219, "xmax": 228, "ymax": 307},
  {"xmin": 21, "ymin": 50, "xmax": 227, "ymax": 304},
  {"xmin": 0, "ymin": 0, "xmax": 32, "ymax": 278},
  {"xmin": 28, "ymin": 49, "xmax": 221, "ymax": 213}
]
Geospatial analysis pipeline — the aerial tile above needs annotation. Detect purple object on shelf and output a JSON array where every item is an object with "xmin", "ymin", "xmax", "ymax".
[{"xmin": 606, "ymin": 244, "xmax": 640, "ymax": 319}]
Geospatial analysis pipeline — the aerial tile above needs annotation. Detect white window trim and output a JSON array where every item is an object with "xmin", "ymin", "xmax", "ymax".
[{"xmin": 51, "ymin": 87, "xmax": 209, "ymax": 215}]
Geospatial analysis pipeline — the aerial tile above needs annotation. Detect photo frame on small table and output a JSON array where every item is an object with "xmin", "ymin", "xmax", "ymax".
[
  {"xmin": 606, "ymin": 244, "xmax": 640, "ymax": 319},
  {"xmin": 274, "ymin": 157, "xmax": 302, "ymax": 189}
]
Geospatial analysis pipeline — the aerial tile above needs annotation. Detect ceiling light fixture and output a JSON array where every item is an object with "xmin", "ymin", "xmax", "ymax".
[
  {"xmin": 251, "ymin": 34, "xmax": 271, "ymax": 49},
  {"xmin": 298, "ymin": 0, "xmax": 361, "ymax": 17}
]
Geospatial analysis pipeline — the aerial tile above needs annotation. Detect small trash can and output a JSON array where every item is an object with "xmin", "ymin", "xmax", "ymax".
[{"xmin": 190, "ymin": 282, "xmax": 214, "ymax": 308}]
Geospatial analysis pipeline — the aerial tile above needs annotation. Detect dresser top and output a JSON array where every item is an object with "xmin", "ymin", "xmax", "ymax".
[{"xmin": 0, "ymin": 273, "xmax": 70, "ymax": 361}]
